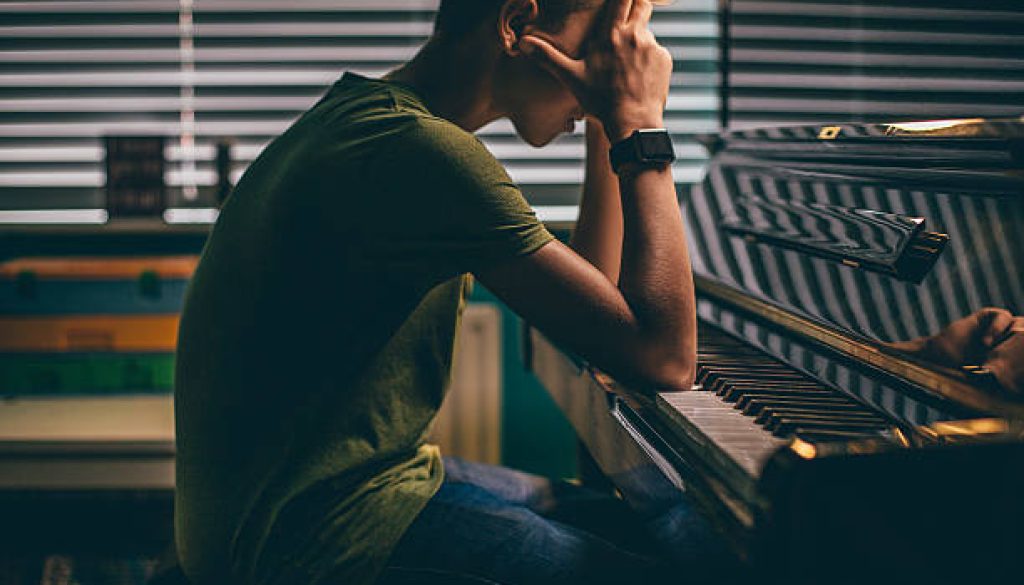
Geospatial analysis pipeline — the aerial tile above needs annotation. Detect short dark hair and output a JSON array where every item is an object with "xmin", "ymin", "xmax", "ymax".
[{"xmin": 433, "ymin": 0, "xmax": 601, "ymax": 37}]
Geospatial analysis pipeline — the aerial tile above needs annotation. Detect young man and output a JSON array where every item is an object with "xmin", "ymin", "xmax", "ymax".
[{"xmin": 174, "ymin": 0, "xmax": 708, "ymax": 583}]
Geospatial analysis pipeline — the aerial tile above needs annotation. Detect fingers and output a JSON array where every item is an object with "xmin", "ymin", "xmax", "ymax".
[
  {"xmin": 978, "ymin": 307, "xmax": 1015, "ymax": 347},
  {"xmin": 519, "ymin": 35, "xmax": 586, "ymax": 90},
  {"xmin": 982, "ymin": 332, "xmax": 1024, "ymax": 395},
  {"xmin": 1003, "ymin": 315, "xmax": 1024, "ymax": 345},
  {"xmin": 609, "ymin": 0, "xmax": 634, "ymax": 26},
  {"xmin": 981, "ymin": 354, "xmax": 1010, "ymax": 392},
  {"xmin": 608, "ymin": 0, "xmax": 652, "ymax": 32},
  {"xmin": 630, "ymin": 0, "xmax": 654, "ymax": 26}
]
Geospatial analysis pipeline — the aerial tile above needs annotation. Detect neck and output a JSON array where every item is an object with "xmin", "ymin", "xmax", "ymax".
[{"xmin": 384, "ymin": 35, "xmax": 503, "ymax": 133}]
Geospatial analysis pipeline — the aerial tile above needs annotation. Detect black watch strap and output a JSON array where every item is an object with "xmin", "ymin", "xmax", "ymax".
[{"xmin": 609, "ymin": 128, "xmax": 676, "ymax": 175}]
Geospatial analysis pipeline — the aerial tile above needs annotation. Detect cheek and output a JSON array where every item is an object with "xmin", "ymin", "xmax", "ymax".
[
  {"xmin": 515, "ymin": 62, "xmax": 576, "ymax": 114},
  {"xmin": 522, "ymin": 83, "xmax": 576, "ymax": 127},
  {"xmin": 537, "ymin": 73, "xmax": 576, "ymax": 111},
  {"xmin": 502, "ymin": 63, "xmax": 579, "ymax": 145}
]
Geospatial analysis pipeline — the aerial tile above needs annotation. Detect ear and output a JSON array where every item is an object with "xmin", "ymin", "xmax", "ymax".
[{"xmin": 498, "ymin": 0, "xmax": 540, "ymax": 56}]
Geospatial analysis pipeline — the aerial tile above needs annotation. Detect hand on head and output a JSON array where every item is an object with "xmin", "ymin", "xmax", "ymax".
[{"xmin": 518, "ymin": 0, "xmax": 672, "ymax": 142}]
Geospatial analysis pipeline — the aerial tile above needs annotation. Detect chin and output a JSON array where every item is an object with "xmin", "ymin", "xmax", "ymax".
[
  {"xmin": 526, "ymin": 129, "xmax": 563, "ymax": 148},
  {"xmin": 512, "ymin": 119, "xmax": 561, "ymax": 148},
  {"xmin": 523, "ymin": 133, "xmax": 555, "ymax": 148}
]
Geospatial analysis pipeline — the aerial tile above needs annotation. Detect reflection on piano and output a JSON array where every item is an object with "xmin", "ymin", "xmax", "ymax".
[{"xmin": 527, "ymin": 117, "xmax": 1024, "ymax": 582}]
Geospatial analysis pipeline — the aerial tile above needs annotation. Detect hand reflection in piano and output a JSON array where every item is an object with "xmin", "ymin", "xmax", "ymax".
[{"xmin": 889, "ymin": 307, "xmax": 1024, "ymax": 396}]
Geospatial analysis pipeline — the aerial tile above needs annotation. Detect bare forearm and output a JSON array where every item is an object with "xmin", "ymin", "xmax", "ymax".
[
  {"xmin": 571, "ymin": 122, "xmax": 696, "ymax": 387},
  {"xmin": 618, "ymin": 163, "xmax": 697, "ymax": 385},
  {"xmin": 570, "ymin": 119, "xmax": 623, "ymax": 283},
  {"xmin": 518, "ymin": 0, "xmax": 696, "ymax": 388}
]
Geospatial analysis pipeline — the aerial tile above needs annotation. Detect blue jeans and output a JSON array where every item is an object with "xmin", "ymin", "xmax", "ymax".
[{"xmin": 376, "ymin": 458, "xmax": 716, "ymax": 585}]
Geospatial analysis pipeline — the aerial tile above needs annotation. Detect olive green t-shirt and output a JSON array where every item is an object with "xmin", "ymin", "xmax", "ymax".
[{"xmin": 174, "ymin": 72, "xmax": 553, "ymax": 585}]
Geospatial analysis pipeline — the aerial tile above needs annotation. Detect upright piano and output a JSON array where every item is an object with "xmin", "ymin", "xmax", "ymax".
[{"xmin": 527, "ymin": 117, "xmax": 1024, "ymax": 583}]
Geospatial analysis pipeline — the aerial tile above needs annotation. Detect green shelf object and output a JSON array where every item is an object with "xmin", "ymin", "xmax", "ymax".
[{"xmin": 0, "ymin": 353, "xmax": 175, "ymax": 397}]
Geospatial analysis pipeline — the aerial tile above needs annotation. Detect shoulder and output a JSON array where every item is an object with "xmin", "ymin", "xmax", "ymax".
[{"xmin": 401, "ymin": 116, "xmax": 500, "ymax": 166}]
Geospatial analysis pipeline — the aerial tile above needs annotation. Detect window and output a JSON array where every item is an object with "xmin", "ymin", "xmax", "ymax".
[
  {"xmin": 0, "ymin": 0, "xmax": 720, "ymax": 224},
  {"xmin": 723, "ymin": 0, "xmax": 1024, "ymax": 129}
]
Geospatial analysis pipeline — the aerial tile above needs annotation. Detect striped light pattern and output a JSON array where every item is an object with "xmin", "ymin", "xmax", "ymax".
[
  {"xmin": 687, "ymin": 123, "xmax": 1024, "ymax": 343},
  {"xmin": 684, "ymin": 120, "xmax": 1024, "ymax": 423},
  {"xmin": 0, "ymin": 0, "xmax": 719, "ymax": 214},
  {"xmin": 696, "ymin": 298, "xmax": 951, "ymax": 427},
  {"xmin": 725, "ymin": 0, "xmax": 1024, "ymax": 129}
]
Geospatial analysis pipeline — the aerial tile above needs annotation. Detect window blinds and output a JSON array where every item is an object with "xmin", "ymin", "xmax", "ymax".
[
  {"xmin": 724, "ymin": 0, "xmax": 1024, "ymax": 129},
  {"xmin": 0, "ymin": 0, "xmax": 720, "ymax": 218}
]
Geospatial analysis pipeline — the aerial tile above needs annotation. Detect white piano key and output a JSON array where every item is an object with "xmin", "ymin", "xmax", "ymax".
[{"xmin": 658, "ymin": 390, "xmax": 787, "ymax": 478}]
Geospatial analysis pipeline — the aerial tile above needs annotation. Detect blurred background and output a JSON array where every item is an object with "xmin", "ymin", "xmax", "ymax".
[{"xmin": 1, "ymin": 0, "xmax": 1021, "ymax": 583}]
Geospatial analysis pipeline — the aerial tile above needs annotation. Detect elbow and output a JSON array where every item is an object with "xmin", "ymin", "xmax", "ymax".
[
  {"xmin": 655, "ymin": 358, "xmax": 696, "ymax": 391},
  {"xmin": 629, "ymin": 327, "xmax": 698, "ymax": 392},
  {"xmin": 637, "ymin": 351, "xmax": 696, "ymax": 393}
]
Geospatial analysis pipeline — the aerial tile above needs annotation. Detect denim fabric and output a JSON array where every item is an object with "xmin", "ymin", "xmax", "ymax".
[{"xmin": 374, "ymin": 458, "xmax": 689, "ymax": 585}]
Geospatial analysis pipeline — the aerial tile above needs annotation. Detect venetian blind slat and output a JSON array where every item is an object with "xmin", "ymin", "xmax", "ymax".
[
  {"xmin": 0, "ymin": 0, "xmax": 719, "ymax": 214},
  {"xmin": 726, "ymin": 0, "xmax": 1024, "ymax": 129}
]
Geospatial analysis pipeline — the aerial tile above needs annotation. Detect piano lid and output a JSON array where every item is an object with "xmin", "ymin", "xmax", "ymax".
[{"xmin": 685, "ymin": 116, "xmax": 1024, "ymax": 402}]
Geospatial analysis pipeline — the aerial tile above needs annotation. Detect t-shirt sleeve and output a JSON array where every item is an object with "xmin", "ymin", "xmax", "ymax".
[{"xmin": 361, "ymin": 116, "xmax": 554, "ymax": 279}]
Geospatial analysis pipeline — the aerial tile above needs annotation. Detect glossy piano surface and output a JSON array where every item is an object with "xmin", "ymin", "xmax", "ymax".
[
  {"xmin": 685, "ymin": 117, "xmax": 1024, "ymax": 415},
  {"xmin": 528, "ymin": 326, "xmax": 1024, "ymax": 583}
]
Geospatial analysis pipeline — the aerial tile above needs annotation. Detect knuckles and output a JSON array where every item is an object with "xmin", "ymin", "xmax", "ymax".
[
  {"xmin": 655, "ymin": 46, "xmax": 673, "ymax": 68},
  {"xmin": 609, "ymin": 27, "xmax": 627, "ymax": 49},
  {"xmin": 608, "ymin": 26, "xmax": 671, "ymax": 62}
]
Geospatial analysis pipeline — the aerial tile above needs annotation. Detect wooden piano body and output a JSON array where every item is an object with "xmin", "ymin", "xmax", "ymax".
[{"xmin": 527, "ymin": 117, "xmax": 1024, "ymax": 583}]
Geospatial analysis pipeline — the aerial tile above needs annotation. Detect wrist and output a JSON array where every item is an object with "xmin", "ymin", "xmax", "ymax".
[
  {"xmin": 616, "ymin": 161, "xmax": 672, "ymax": 180},
  {"xmin": 608, "ymin": 128, "xmax": 675, "ymax": 176},
  {"xmin": 606, "ymin": 116, "xmax": 665, "ymax": 143}
]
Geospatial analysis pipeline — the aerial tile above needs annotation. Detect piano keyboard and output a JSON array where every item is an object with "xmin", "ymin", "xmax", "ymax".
[{"xmin": 657, "ymin": 326, "xmax": 893, "ymax": 480}]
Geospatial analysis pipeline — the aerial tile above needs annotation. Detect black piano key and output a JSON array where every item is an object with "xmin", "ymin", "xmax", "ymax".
[
  {"xmin": 697, "ymin": 355, "xmax": 778, "ymax": 365},
  {"xmin": 711, "ymin": 376, "xmax": 825, "ymax": 388},
  {"xmin": 719, "ymin": 382, "xmax": 829, "ymax": 401},
  {"xmin": 734, "ymin": 392, "xmax": 855, "ymax": 407},
  {"xmin": 792, "ymin": 428, "xmax": 887, "ymax": 442},
  {"xmin": 699, "ymin": 365, "xmax": 814, "ymax": 376},
  {"xmin": 756, "ymin": 407, "xmax": 886, "ymax": 427},
  {"xmin": 697, "ymin": 365, "xmax": 794, "ymax": 382},
  {"xmin": 698, "ymin": 353, "xmax": 785, "ymax": 362},
  {"xmin": 697, "ymin": 367, "xmax": 797, "ymax": 383},
  {"xmin": 768, "ymin": 406, "xmax": 887, "ymax": 420},
  {"xmin": 704, "ymin": 374, "xmax": 811, "ymax": 391},
  {"xmin": 699, "ymin": 365, "xmax": 806, "ymax": 376},
  {"xmin": 739, "ymin": 397, "xmax": 863, "ymax": 416},
  {"xmin": 692, "ymin": 325, "xmax": 896, "ymax": 446},
  {"xmin": 707, "ymin": 374, "xmax": 819, "ymax": 391},
  {"xmin": 697, "ymin": 352, "xmax": 781, "ymax": 361},
  {"xmin": 709, "ymin": 378, "xmax": 811, "ymax": 395},
  {"xmin": 769, "ymin": 417, "xmax": 891, "ymax": 437},
  {"xmin": 696, "ymin": 360, "xmax": 783, "ymax": 371}
]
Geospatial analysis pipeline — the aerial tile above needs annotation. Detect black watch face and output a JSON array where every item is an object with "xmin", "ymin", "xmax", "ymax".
[{"xmin": 637, "ymin": 131, "xmax": 675, "ymax": 162}]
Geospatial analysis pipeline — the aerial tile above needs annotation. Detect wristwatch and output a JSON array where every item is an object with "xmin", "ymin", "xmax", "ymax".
[{"xmin": 608, "ymin": 128, "xmax": 676, "ymax": 175}]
